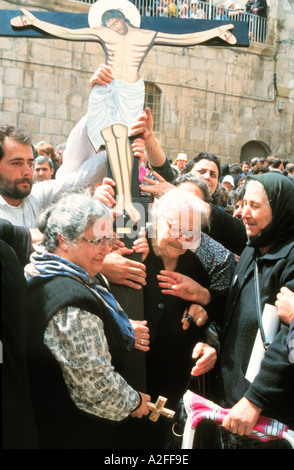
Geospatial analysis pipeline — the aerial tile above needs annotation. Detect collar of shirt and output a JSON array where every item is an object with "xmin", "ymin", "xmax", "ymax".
[{"xmin": 0, "ymin": 194, "xmax": 24, "ymax": 207}]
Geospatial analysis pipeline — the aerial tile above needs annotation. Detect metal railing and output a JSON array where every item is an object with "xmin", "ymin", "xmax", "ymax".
[{"xmin": 73, "ymin": 0, "xmax": 268, "ymax": 44}]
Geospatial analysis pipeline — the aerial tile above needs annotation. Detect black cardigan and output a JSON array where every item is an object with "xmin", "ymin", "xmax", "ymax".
[
  {"xmin": 27, "ymin": 275, "xmax": 136, "ymax": 449},
  {"xmin": 1, "ymin": 240, "xmax": 39, "ymax": 449},
  {"xmin": 143, "ymin": 241, "xmax": 222, "ymax": 408},
  {"xmin": 215, "ymin": 240, "xmax": 294, "ymax": 428}
]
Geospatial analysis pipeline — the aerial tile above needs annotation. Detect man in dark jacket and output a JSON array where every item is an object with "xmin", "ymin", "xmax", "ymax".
[
  {"xmin": 245, "ymin": 0, "xmax": 268, "ymax": 17},
  {"xmin": 1, "ymin": 219, "xmax": 39, "ymax": 448}
]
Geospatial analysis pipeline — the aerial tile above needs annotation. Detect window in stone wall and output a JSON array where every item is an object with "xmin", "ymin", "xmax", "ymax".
[{"xmin": 144, "ymin": 82, "xmax": 162, "ymax": 132}]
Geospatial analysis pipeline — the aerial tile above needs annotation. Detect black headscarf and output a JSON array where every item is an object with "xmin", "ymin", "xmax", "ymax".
[{"xmin": 246, "ymin": 172, "xmax": 294, "ymax": 248}]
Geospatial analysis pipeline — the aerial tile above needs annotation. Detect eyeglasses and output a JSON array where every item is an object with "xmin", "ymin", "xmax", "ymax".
[
  {"xmin": 168, "ymin": 223, "xmax": 198, "ymax": 242},
  {"xmin": 80, "ymin": 235, "xmax": 117, "ymax": 248}
]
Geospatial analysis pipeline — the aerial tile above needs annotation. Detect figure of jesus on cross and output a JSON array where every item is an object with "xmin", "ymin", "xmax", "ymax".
[{"xmin": 11, "ymin": 0, "xmax": 237, "ymax": 220}]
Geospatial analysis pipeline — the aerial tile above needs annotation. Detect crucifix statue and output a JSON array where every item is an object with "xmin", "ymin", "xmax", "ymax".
[
  {"xmin": 10, "ymin": 0, "xmax": 240, "ymax": 222},
  {"xmin": 6, "ymin": 0, "xmax": 248, "ymax": 413}
]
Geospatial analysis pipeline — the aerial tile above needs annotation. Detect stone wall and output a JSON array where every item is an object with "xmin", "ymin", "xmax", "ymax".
[
  {"xmin": 0, "ymin": 0, "xmax": 101, "ymax": 147},
  {"xmin": 0, "ymin": 0, "xmax": 293, "ymax": 163}
]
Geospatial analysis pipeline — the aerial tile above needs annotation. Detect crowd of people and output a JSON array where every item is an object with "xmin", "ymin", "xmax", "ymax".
[
  {"xmin": 139, "ymin": 0, "xmax": 268, "ymax": 21},
  {"xmin": 140, "ymin": 0, "xmax": 269, "ymax": 42},
  {"xmin": 171, "ymin": 152, "xmax": 294, "ymax": 218},
  {"xmin": 1, "ymin": 63, "xmax": 294, "ymax": 449}
]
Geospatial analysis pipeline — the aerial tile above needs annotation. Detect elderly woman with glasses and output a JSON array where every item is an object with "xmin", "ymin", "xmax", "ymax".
[
  {"xmin": 140, "ymin": 188, "xmax": 223, "ymax": 446},
  {"xmin": 25, "ymin": 190, "xmax": 150, "ymax": 449},
  {"xmin": 91, "ymin": 186, "xmax": 220, "ymax": 447}
]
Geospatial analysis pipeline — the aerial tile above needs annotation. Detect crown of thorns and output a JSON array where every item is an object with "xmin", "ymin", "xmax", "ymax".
[{"xmin": 101, "ymin": 9, "xmax": 132, "ymax": 27}]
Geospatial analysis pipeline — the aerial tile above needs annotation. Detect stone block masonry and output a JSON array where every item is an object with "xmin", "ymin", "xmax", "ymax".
[{"xmin": 0, "ymin": 0, "xmax": 293, "ymax": 162}]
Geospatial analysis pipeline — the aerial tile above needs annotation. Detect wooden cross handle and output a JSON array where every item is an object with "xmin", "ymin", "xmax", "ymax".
[{"xmin": 147, "ymin": 396, "xmax": 175, "ymax": 422}]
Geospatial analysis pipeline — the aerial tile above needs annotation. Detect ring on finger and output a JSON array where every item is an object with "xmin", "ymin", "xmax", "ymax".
[{"xmin": 185, "ymin": 313, "xmax": 193, "ymax": 324}]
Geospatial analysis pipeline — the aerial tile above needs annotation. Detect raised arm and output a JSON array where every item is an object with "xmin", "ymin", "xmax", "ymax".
[
  {"xmin": 155, "ymin": 24, "xmax": 237, "ymax": 46},
  {"xmin": 131, "ymin": 107, "xmax": 167, "ymax": 168},
  {"xmin": 11, "ymin": 8, "xmax": 103, "ymax": 42}
]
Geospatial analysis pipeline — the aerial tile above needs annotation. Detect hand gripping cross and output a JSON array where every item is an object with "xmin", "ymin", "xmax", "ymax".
[{"xmin": 147, "ymin": 396, "xmax": 175, "ymax": 422}]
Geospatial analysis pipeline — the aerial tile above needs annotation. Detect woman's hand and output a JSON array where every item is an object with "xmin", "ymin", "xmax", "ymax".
[
  {"xmin": 157, "ymin": 270, "xmax": 212, "ymax": 306},
  {"xmin": 130, "ymin": 107, "xmax": 153, "ymax": 141},
  {"xmin": 222, "ymin": 397, "xmax": 262, "ymax": 436},
  {"xmin": 140, "ymin": 172, "xmax": 175, "ymax": 196},
  {"xmin": 131, "ymin": 137, "xmax": 146, "ymax": 163},
  {"xmin": 132, "ymin": 230, "xmax": 149, "ymax": 262},
  {"xmin": 101, "ymin": 250, "xmax": 147, "ymax": 289},
  {"xmin": 130, "ymin": 320, "xmax": 150, "ymax": 352},
  {"xmin": 275, "ymin": 286, "xmax": 294, "ymax": 325},
  {"xmin": 130, "ymin": 108, "xmax": 151, "ymax": 140},
  {"xmin": 182, "ymin": 304, "xmax": 208, "ymax": 330},
  {"xmin": 130, "ymin": 392, "xmax": 151, "ymax": 418},
  {"xmin": 191, "ymin": 342, "xmax": 217, "ymax": 376},
  {"xmin": 132, "ymin": 107, "xmax": 167, "ymax": 169},
  {"xmin": 93, "ymin": 177, "xmax": 116, "ymax": 207},
  {"xmin": 90, "ymin": 64, "xmax": 113, "ymax": 88}
]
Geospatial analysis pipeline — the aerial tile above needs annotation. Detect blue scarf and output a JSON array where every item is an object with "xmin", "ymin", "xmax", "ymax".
[{"xmin": 28, "ymin": 251, "xmax": 135, "ymax": 351}]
